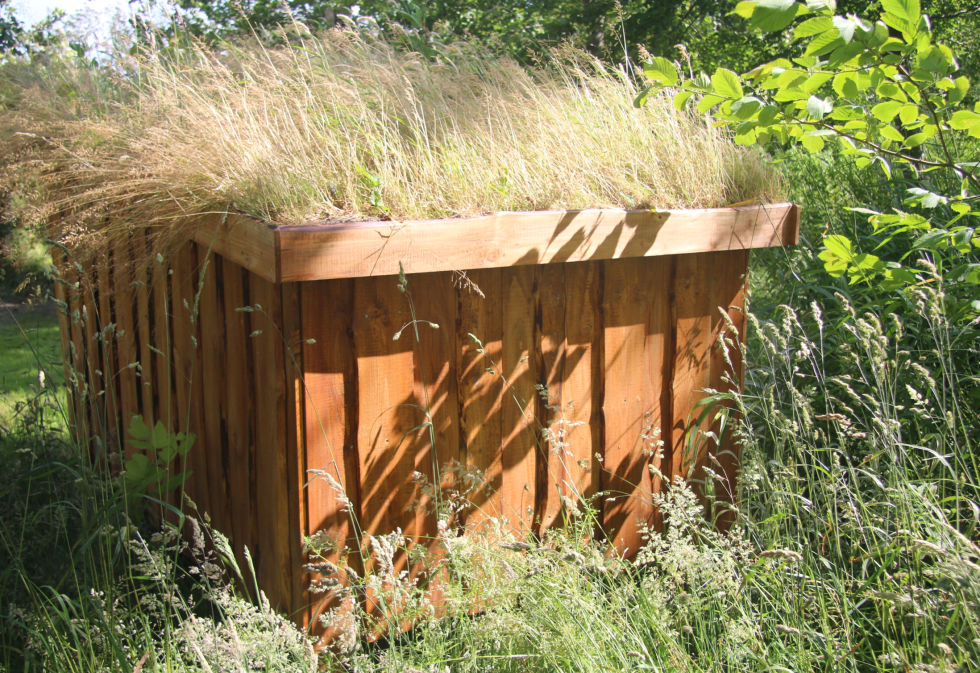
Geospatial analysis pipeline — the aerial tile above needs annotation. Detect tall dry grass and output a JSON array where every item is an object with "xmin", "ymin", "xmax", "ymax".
[{"xmin": 0, "ymin": 26, "xmax": 778, "ymax": 260}]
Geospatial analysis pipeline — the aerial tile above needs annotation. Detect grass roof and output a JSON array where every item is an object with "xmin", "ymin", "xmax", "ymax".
[{"xmin": 1, "ymin": 26, "xmax": 780, "ymax": 257}]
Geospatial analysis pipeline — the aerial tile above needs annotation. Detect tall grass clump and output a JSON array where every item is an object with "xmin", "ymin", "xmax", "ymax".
[{"xmin": 0, "ymin": 24, "xmax": 778, "ymax": 265}]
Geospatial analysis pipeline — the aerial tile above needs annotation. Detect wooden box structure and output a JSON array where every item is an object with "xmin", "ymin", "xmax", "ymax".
[{"xmin": 55, "ymin": 202, "xmax": 798, "ymax": 625}]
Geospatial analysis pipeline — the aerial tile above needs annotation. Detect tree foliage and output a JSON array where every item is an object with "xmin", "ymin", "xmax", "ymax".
[{"xmin": 638, "ymin": 0, "xmax": 980, "ymax": 318}]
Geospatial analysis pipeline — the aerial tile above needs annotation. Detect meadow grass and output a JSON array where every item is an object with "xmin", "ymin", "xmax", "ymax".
[
  {"xmin": 0, "ymin": 308, "xmax": 65, "ymax": 430},
  {"xmin": 0, "ymin": 26, "xmax": 778, "ymax": 267}
]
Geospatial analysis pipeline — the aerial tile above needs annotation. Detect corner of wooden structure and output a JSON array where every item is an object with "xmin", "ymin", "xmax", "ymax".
[{"xmin": 189, "ymin": 212, "xmax": 279, "ymax": 283}]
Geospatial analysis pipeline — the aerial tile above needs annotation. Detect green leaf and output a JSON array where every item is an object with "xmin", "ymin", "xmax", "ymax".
[
  {"xmin": 872, "ymin": 100, "xmax": 903, "ymax": 123},
  {"xmin": 697, "ymin": 93, "xmax": 726, "ymax": 113},
  {"xmin": 793, "ymin": 16, "xmax": 833, "ymax": 39},
  {"xmin": 881, "ymin": 0, "xmax": 920, "ymax": 29},
  {"xmin": 750, "ymin": 0, "xmax": 803, "ymax": 32},
  {"xmin": 733, "ymin": 1, "xmax": 757, "ymax": 19},
  {"xmin": 673, "ymin": 89, "xmax": 694, "ymax": 110},
  {"xmin": 906, "ymin": 187, "xmax": 947, "ymax": 208},
  {"xmin": 731, "ymin": 96, "xmax": 764, "ymax": 119},
  {"xmin": 711, "ymin": 68, "xmax": 744, "ymax": 99},
  {"xmin": 949, "ymin": 75, "xmax": 970, "ymax": 104},
  {"xmin": 801, "ymin": 133, "xmax": 825, "ymax": 152},
  {"xmin": 643, "ymin": 57, "xmax": 679, "ymax": 86},
  {"xmin": 823, "ymin": 233, "xmax": 854, "ymax": 259},
  {"xmin": 950, "ymin": 110, "xmax": 980, "ymax": 137},
  {"xmin": 128, "ymin": 415, "xmax": 151, "ymax": 443},
  {"xmin": 806, "ymin": 95, "xmax": 833, "ymax": 119},
  {"xmin": 898, "ymin": 104, "xmax": 920, "ymax": 125},
  {"xmin": 912, "ymin": 228, "xmax": 949, "ymax": 250}
]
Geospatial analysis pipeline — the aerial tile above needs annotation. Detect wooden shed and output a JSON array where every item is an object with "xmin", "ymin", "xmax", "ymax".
[{"xmin": 54, "ymin": 201, "xmax": 797, "ymax": 628}]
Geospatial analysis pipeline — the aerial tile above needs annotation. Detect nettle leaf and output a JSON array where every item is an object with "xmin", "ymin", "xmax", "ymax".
[
  {"xmin": 712, "ymin": 68, "xmax": 744, "ymax": 99},
  {"xmin": 912, "ymin": 228, "xmax": 950, "ymax": 250},
  {"xmin": 643, "ymin": 57, "xmax": 679, "ymax": 86}
]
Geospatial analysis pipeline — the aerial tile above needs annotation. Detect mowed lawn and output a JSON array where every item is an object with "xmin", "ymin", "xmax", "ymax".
[{"xmin": 0, "ymin": 307, "xmax": 67, "ymax": 431}]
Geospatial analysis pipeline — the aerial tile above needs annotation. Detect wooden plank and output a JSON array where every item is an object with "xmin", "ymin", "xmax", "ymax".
[
  {"xmin": 249, "ymin": 272, "xmax": 293, "ymax": 612},
  {"xmin": 276, "ymin": 203, "xmax": 800, "ymax": 282},
  {"xmin": 112, "ymin": 239, "xmax": 142, "ymax": 453},
  {"xmin": 95, "ymin": 252, "xmax": 121, "ymax": 452},
  {"xmin": 190, "ymin": 212, "xmax": 278, "ymax": 283},
  {"xmin": 670, "ymin": 252, "xmax": 713, "ymax": 487},
  {"xmin": 499, "ymin": 265, "xmax": 538, "ymax": 535},
  {"xmin": 558, "ymin": 261, "xmax": 602, "ymax": 521},
  {"xmin": 134, "ymin": 237, "xmax": 156, "ymax": 430},
  {"xmin": 535, "ymin": 263, "xmax": 567, "ymax": 532},
  {"xmin": 301, "ymin": 278, "xmax": 359, "ymax": 634},
  {"xmin": 150, "ymin": 247, "xmax": 175, "ymax": 435},
  {"xmin": 220, "ymin": 260, "xmax": 255, "ymax": 562},
  {"xmin": 195, "ymin": 249, "xmax": 231, "ymax": 539},
  {"xmin": 170, "ymin": 243, "xmax": 209, "ymax": 513},
  {"xmin": 280, "ymin": 281, "xmax": 306, "ymax": 621},
  {"xmin": 705, "ymin": 250, "xmax": 748, "ymax": 529},
  {"xmin": 80, "ymin": 264, "xmax": 104, "ymax": 457},
  {"xmin": 455, "ymin": 269, "xmax": 503, "ymax": 528},
  {"xmin": 404, "ymin": 271, "xmax": 460, "ymax": 538},
  {"xmin": 352, "ymin": 275, "xmax": 418, "ymax": 541},
  {"xmin": 600, "ymin": 256, "xmax": 671, "ymax": 554}
]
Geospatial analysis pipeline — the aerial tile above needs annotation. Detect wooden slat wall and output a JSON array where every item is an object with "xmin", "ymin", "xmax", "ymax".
[{"xmin": 61, "ymin": 239, "xmax": 751, "ymax": 632}]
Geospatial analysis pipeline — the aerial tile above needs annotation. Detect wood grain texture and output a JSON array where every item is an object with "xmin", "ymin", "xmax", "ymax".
[
  {"xmin": 601, "ymin": 257, "xmax": 671, "ymax": 554},
  {"xmin": 169, "ymin": 243, "xmax": 209, "ymax": 513},
  {"xmin": 112, "ymin": 240, "xmax": 141, "ymax": 455},
  {"xmin": 135, "ymin": 237, "xmax": 156, "ymax": 430},
  {"xmin": 80, "ymin": 264, "xmax": 103, "ymax": 455},
  {"xmin": 559, "ymin": 261, "xmax": 602, "ymax": 518},
  {"xmin": 95, "ymin": 253, "xmax": 120, "ymax": 451},
  {"xmin": 301, "ymin": 278, "xmax": 359, "ymax": 632},
  {"xmin": 455, "ymin": 269, "xmax": 503, "ymax": 528},
  {"xmin": 535, "ymin": 263, "xmax": 567, "ymax": 532},
  {"xmin": 220, "ymin": 260, "xmax": 255, "ymax": 563},
  {"xmin": 190, "ymin": 213, "xmax": 277, "ymax": 283},
  {"xmin": 499, "ymin": 266, "xmax": 538, "ymax": 535},
  {"xmin": 249, "ymin": 272, "xmax": 293, "ymax": 611},
  {"xmin": 276, "ymin": 203, "xmax": 799, "ymax": 282},
  {"xmin": 280, "ymin": 281, "xmax": 306, "ymax": 621},
  {"xmin": 52, "ymin": 252, "xmax": 82, "ymax": 442},
  {"xmin": 195, "ymin": 250, "xmax": 231, "ymax": 540}
]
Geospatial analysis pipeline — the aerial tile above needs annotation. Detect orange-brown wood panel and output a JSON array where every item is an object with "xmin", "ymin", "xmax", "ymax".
[
  {"xmin": 112, "ymin": 239, "xmax": 141, "ymax": 454},
  {"xmin": 499, "ymin": 265, "xmax": 538, "ymax": 535},
  {"xmin": 280, "ymin": 281, "xmax": 306, "ymax": 620},
  {"xmin": 221, "ymin": 261, "xmax": 255, "ymax": 563},
  {"xmin": 670, "ymin": 252, "xmax": 713, "ymax": 487},
  {"xmin": 249, "ymin": 272, "xmax": 293, "ymax": 612},
  {"xmin": 170, "ymin": 244, "xmax": 209, "ymax": 514},
  {"xmin": 150, "ymin": 249, "xmax": 176, "ymax": 434},
  {"xmin": 351, "ymin": 275, "xmax": 418, "ymax": 543},
  {"xmin": 535, "ymin": 263, "xmax": 567, "ymax": 532},
  {"xmin": 52, "ymin": 253, "xmax": 82, "ymax": 441},
  {"xmin": 80, "ymin": 265, "xmax": 103, "ymax": 455},
  {"xmin": 455, "ymin": 269, "xmax": 503, "ymax": 528},
  {"xmin": 601, "ymin": 256, "xmax": 672, "ymax": 554},
  {"xmin": 301, "ymin": 278, "xmax": 358, "ymax": 633},
  {"xmin": 404, "ymin": 272, "xmax": 460, "ymax": 539},
  {"xmin": 559, "ymin": 261, "xmax": 602, "ymax": 520},
  {"xmin": 195, "ymin": 250, "xmax": 231, "ymax": 539},
  {"xmin": 705, "ymin": 250, "xmax": 747, "ymax": 528}
]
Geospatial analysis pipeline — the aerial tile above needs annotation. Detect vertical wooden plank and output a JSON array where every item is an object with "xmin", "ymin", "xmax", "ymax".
[
  {"xmin": 196, "ymin": 249, "xmax": 231, "ymax": 539},
  {"xmin": 455, "ymin": 269, "xmax": 503, "ymax": 528},
  {"xmin": 80, "ymin": 265, "xmax": 104, "ymax": 457},
  {"xmin": 559, "ymin": 261, "xmax": 602, "ymax": 520},
  {"xmin": 170, "ymin": 243, "xmax": 209, "ymax": 513},
  {"xmin": 352, "ymin": 275, "xmax": 418, "ymax": 541},
  {"xmin": 221, "ymin": 261, "xmax": 255, "ymax": 561},
  {"xmin": 135, "ymin": 240, "xmax": 156, "ymax": 430},
  {"xmin": 670, "ymin": 252, "xmax": 713, "ymax": 487},
  {"xmin": 405, "ymin": 271, "xmax": 460, "ymax": 537},
  {"xmin": 499, "ymin": 265, "xmax": 538, "ymax": 535},
  {"xmin": 151, "ymin": 246, "xmax": 175, "ymax": 434},
  {"xmin": 249, "ymin": 272, "xmax": 292, "ymax": 611},
  {"xmin": 301, "ymin": 278, "xmax": 358, "ymax": 636},
  {"xmin": 95, "ymin": 251, "xmax": 121, "ymax": 454},
  {"xmin": 536, "ymin": 263, "xmax": 567, "ymax": 532},
  {"xmin": 601, "ymin": 257, "xmax": 671, "ymax": 554},
  {"xmin": 113, "ymin": 239, "xmax": 141, "ymax": 452},
  {"xmin": 280, "ymin": 281, "xmax": 306, "ymax": 621},
  {"xmin": 705, "ymin": 250, "xmax": 747, "ymax": 528}
]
